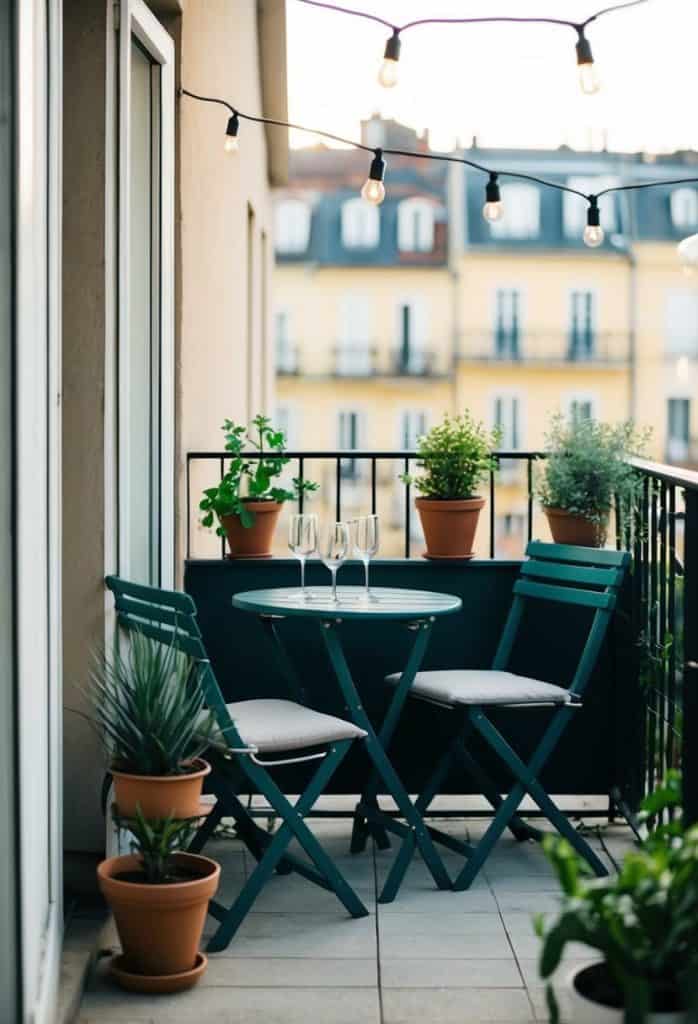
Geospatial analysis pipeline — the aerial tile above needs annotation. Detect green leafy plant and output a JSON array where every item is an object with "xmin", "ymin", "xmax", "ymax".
[
  {"xmin": 536, "ymin": 772, "xmax": 698, "ymax": 1023},
  {"xmin": 199, "ymin": 415, "xmax": 318, "ymax": 533},
  {"xmin": 401, "ymin": 411, "xmax": 501, "ymax": 500},
  {"xmin": 91, "ymin": 630, "xmax": 217, "ymax": 776},
  {"xmin": 118, "ymin": 805, "xmax": 198, "ymax": 884},
  {"xmin": 537, "ymin": 414, "xmax": 650, "ymax": 532}
]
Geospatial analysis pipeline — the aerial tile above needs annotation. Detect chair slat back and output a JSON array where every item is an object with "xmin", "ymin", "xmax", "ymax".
[
  {"xmin": 492, "ymin": 541, "xmax": 629, "ymax": 698},
  {"xmin": 105, "ymin": 575, "xmax": 246, "ymax": 749}
]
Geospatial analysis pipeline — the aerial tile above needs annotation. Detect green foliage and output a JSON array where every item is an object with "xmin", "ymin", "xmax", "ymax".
[
  {"xmin": 118, "ymin": 805, "xmax": 198, "ymax": 884},
  {"xmin": 537, "ymin": 773, "xmax": 698, "ymax": 1023},
  {"xmin": 91, "ymin": 630, "xmax": 217, "ymax": 776},
  {"xmin": 402, "ymin": 412, "xmax": 501, "ymax": 500},
  {"xmin": 199, "ymin": 414, "xmax": 318, "ymax": 534},
  {"xmin": 537, "ymin": 414, "xmax": 650, "ymax": 529}
]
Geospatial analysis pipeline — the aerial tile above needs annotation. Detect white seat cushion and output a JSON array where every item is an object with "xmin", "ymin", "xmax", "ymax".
[
  {"xmin": 385, "ymin": 669, "xmax": 572, "ymax": 707},
  {"xmin": 218, "ymin": 699, "xmax": 366, "ymax": 753}
]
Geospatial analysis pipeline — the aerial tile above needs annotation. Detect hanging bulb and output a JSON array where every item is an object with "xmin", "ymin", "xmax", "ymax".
[
  {"xmin": 378, "ymin": 30, "xmax": 401, "ymax": 88},
  {"xmin": 583, "ymin": 198, "xmax": 604, "ymax": 247},
  {"xmin": 224, "ymin": 112, "xmax": 239, "ymax": 153},
  {"xmin": 482, "ymin": 173, "xmax": 503, "ymax": 223},
  {"xmin": 678, "ymin": 233, "xmax": 698, "ymax": 274},
  {"xmin": 576, "ymin": 30, "xmax": 600, "ymax": 95},
  {"xmin": 361, "ymin": 149, "xmax": 386, "ymax": 205}
]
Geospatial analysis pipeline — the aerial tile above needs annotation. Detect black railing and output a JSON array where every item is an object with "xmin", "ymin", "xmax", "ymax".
[{"xmin": 460, "ymin": 329, "xmax": 630, "ymax": 365}]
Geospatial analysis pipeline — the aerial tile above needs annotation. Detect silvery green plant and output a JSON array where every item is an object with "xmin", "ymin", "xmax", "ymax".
[
  {"xmin": 91, "ymin": 630, "xmax": 217, "ymax": 776},
  {"xmin": 536, "ymin": 773, "xmax": 698, "ymax": 1024},
  {"xmin": 402, "ymin": 412, "xmax": 501, "ymax": 499},
  {"xmin": 537, "ymin": 414, "xmax": 650, "ymax": 533},
  {"xmin": 118, "ymin": 805, "xmax": 198, "ymax": 884}
]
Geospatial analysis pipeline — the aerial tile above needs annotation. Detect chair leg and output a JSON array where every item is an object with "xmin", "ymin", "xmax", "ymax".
[
  {"xmin": 189, "ymin": 798, "xmax": 225, "ymax": 854},
  {"xmin": 455, "ymin": 745, "xmax": 540, "ymax": 842}
]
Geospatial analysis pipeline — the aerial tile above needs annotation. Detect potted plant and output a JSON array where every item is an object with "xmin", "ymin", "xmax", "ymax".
[
  {"xmin": 199, "ymin": 414, "xmax": 318, "ymax": 558},
  {"xmin": 98, "ymin": 807, "xmax": 220, "ymax": 992},
  {"xmin": 537, "ymin": 414, "xmax": 649, "ymax": 547},
  {"xmin": 91, "ymin": 630, "xmax": 217, "ymax": 820},
  {"xmin": 536, "ymin": 773, "xmax": 697, "ymax": 1023},
  {"xmin": 402, "ymin": 411, "xmax": 500, "ymax": 559}
]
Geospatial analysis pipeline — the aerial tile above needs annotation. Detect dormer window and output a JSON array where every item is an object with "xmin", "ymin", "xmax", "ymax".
[
  {"xmin": 275, "ymin": 199, "xmax": 311, "ymax": 254},
  {"xmin": 341, "ymin": 197, "xmax": 379, "ymax": 249},
  {"xmin": 563, "ymin": 177, "xmax": 618, "ymax": 239},
  {"xmin": 671, "ymin": 188, "xmax": 698, "ymax": 232},
  {"xmin": 489, "ymin": 185, "xmax": 540, "ymax": 240},
  {"xmin": 397, "ymin": 198, "xmax": 435, "ymax": 252}
]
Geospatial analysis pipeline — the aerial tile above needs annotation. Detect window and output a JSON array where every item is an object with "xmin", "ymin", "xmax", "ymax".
[
  {"xmin": 667, "ymin": 398, "xmax": 690, "ymax": 462},
  {"xmin": 395, "ymin": 298, "xmax": 428, "ymax": 373},
  {"xmin": 494, "ymin": 289, "xmax": 522, "ymax": 358},
  {"xmin": 338, "ymin": 410, "xmax": 364, "ymax": 478},
  {"xmin": 568, "ymin": 290, "xmax": 597, "ymax": 359},
  {"xmin": 564, "ymin": 392, "xmax": 598, "ymax": 423},
  {"xmin": 493, "ymin": 394, "xmax": 522, "ymax": 479},
  {"xmin": 274, "ymin": 309, "xmax": 296, "ymax": 374},
  {"xmin": 400, "ymin": 410, "xmax": 428, "ymax": 450},
  {"xmin": 275, "ymin": 405, "xmax": 299, "ymax": 449},
  {"xmin": 397, "ymin": 198, "xmax": 435, "ymax": 252},
  {"xmin": 665, "ymin": 291, "xmax": 698, "ymax": 355},
  {"xmin": 274, "ymin": 199, "xmax": 311, "ymax": 254},
  {"xmin": 336, "ymin": 294, "xmax": 373, "ymax": 375},
  {"xmin": 670, "ymin": 188, "xmax": 698, "ymax": 232},
  {"xmin": 563, "ymin": 177, "xmax": 618, "ymax": 238},
  {"xmin": 341, "ymin": 197, "xmax": 379, "ymax": 249},
  {"xmin": 489, "ymin": 185, "xmax": 540, "ymax": 239}
]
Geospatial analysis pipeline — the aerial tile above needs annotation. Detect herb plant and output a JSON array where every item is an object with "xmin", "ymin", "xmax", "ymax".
[
  {"xmin": 91, "ymin": 630, "xmax": 217, "ymax": 776},
  {"xmin": 537, "ymin": 414, "xmax": 649, "ymax": 533},
  {"xmin": 119, "ymin": 805, "xmax": 199, "ymax": 884},
  {"xmin": 536, "ymin": 773, "xmax": 698, "ymax": 1023},
  {"xmin": 199, "ymin": 415, "xmax": 318, "ymax": 533},
  {"xmin": 402, "ymin": 412, "xmax": 501, "ymax": 500}
]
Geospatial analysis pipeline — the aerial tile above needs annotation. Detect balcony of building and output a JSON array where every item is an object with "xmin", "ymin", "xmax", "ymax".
[{"xmin": 459, "ymin": 329, "xmax": 631, "ymax": 367}]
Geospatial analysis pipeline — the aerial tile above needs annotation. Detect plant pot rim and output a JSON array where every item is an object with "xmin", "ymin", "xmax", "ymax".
[
  {"xmin": 110, "ymin": 757, "xmax": 211, "ymax": 784},
  {"xmin": 415, "ymin": 495, "xmax": 485, "ymax": 506},
  {"xmin": 569, "ymin": 962, "xmax": 686, "ymax": 1017},
  {"xmin": 224, "ymin": 499, "xmax": 283, "ymax": 511},
  {"xmin": 97, "ymin": 851, "xmax": 220, "ymax": 892}
]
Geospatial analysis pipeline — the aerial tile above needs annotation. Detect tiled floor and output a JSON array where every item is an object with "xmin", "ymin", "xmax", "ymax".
[{"xmin": 78, "ymin": 804, "xmax": 634, "ymax": 1024}]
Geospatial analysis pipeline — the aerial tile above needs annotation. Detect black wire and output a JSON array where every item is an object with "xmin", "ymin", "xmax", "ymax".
[{"xmin": 180, "ymin": 90, "xmax": 698, "ymax": 207}]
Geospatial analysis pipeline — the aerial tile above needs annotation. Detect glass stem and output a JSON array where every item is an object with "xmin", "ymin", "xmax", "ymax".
[
  {"xmin": 363, "ymin": 558, "xmax": 370, "ymax": 595},
  {"xmin": 331, "ymin": 568, "xmax": 338, "ymax": 602},
  {"xmin": 300, "ymin": 556, "xmax": 306, "ymax": 594}
]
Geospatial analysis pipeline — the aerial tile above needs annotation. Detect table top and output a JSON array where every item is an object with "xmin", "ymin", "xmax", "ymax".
[{"xmin": 232, "ymin": 586, "xmax": 462, "ymax": 621}]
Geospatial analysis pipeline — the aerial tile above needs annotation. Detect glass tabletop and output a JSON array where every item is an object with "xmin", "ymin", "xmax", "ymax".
[{"xmin": 232, "ymin": 586, "xmax": 462, "ymax": 621}]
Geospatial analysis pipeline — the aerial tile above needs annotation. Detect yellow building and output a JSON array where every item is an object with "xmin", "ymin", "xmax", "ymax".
[{"xmin": 274, "ymin": 127, "xmax": 698, "ymax": 557}]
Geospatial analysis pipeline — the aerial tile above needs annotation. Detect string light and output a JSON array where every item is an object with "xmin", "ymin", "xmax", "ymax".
[
  {"xmin": 678, "ymin": 234, "xmax": 698, "ymax": 276},
  {"xmin": 483, "ymin": 173, "xmax": 503, "ymax": 223},
  {"xmin": 583, "ymin": 197, "xmax": 605, "ymax": 247},
  {"xmin": 378, "ymin": 30, "xmax": 401, "ymax": 89},
  {"xmin": 224, "ymin": 112, "xmax": 239, "ymax": 153},
  {"xmin": 361, "ymin": 149, "xmax": 386, "ymax": 205},
  {"xmin": 575, "ymin": 29, "xmax": 600, "ymax": 96}
]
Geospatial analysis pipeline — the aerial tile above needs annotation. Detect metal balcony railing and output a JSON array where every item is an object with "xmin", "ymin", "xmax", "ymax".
[{"xmin": 459, "ymin": 329, "xmax": 630, "ymax": 365}]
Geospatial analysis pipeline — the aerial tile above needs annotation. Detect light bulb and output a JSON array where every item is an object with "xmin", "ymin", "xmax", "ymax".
[
  {"xmin": 378, "ymin": 30, "xmax": 401, "ymax": 89},
  {"xmin": 578, "ymin": 62, "xmax": 601, "ymax": 95},
  {"xmin": 361, "ymin": 178, "xmax": 385, "ymax": 205},
  {"xmin": 224, "ymin": 112, "xmax": 239, "ymax": 154},
  {"xmin": 678, "ymin": 233, "xmax": 698, "ymax": 273},
  {"xmin": 224, "ymin": 135, "xmax": 239, "ymax": 154},
  {"xmin": 378, "ymin": 57, "xmax": 399, "ymax": 88},
  {"xmin": 483, "ymin": 201, "xmax": 503, "ymax": 223},
  {"xmin": 583, "ymin": 224, "xmax": 604, "ymax": 247}
]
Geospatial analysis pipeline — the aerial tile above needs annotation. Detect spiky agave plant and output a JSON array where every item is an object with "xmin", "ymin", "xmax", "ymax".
[
  {"xmin": 119, "ymin": 805, "xmax": 199, "ymax": 884},
  {"xmin": 91, "ymin": 629, "xmax": 218, "ymax": 776}
]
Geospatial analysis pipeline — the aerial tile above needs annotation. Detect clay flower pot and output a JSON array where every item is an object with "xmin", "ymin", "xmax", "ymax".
[
  {"xmin": 111, "ymin": 758, "xmax": 211, "ymax": 820},
  {"xmin": 97, "ymin": 851, "xmax": 220, "ymax": 989},
  {"xmin": 220, "ymin": 500, "xmax": 282, "ymax": 558},
  {"xmin": 567, "ymin": 963, "xmax": 687, "ymax": 1023},
  {"xmin": 544, "ymin": 507, "xmax": 607, "ymax": 548},
  {"xmin": 416, "ymin": 496, "xmax": 485, "ymax": 560}
]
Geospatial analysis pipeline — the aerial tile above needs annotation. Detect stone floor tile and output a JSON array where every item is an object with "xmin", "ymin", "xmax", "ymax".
[
  {"xmin": 378, "ymin": 913, "xmax": 512, "ymax": 960},
  {"xmin": 202, "ymin": 957, "xmax": 377, "ymax": 987},
  {"xmin": 379, "ymin": 884, "xmax": 497, "ymax": 913},
  {"xmin": 380, "ymin": 958, "xmax": 522, "ymax": 989},
  {"xmin": 243, "ymin": 875, "xmax": 374, "ymax": 914},
  {"xmin": 382, "ymin": 986, "xmax": 535, "ymax": 1022},
  {"xmin": 205, "ymin": 911, "xmax": 376, "ymax": 959}
]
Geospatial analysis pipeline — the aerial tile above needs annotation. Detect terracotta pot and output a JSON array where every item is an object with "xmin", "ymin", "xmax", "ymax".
[
  {"xmin": 544, "ymin": 507, "xmax": 607, "ymax": 548},
  {"xmin": 111, "ymin": 758, "xmax": 211, "ymax": 820},
  {"xmin": 567, "ymin": 963, "xmax": 687, "ymax": 1023},
  {"xmin": 416, "ymin": 496, "xmax": 485, "ymax": 560},
  {"xmin": 220, "ymin": 500, "xmax": 282, "ymax": 558},
  {"xmin": 97, "ymin": 851, "xmax": 220, "ymax": 984}
]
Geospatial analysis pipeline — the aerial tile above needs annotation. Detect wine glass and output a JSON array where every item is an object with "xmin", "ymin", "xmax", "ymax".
[
  {"xmin": 319, "ymin": 521, "xmax": 350, "ymax": 602},
  {"xmin": 353, "ymin": 514, "xmax": 379, "ymax": 598},
  {"xmin": 288, "ymin": 513, "xmax": 318, "ymax": 596}
]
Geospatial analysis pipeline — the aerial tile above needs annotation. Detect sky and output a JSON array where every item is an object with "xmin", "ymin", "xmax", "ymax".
[{"xmin": 285, "ymin": 0, "xmax": 698, "ymax": 155}]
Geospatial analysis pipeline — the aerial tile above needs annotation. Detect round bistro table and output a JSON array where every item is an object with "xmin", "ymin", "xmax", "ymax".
[{"xmin": 232, "ymin": 585, "xmax": 462, "ymax": 901}]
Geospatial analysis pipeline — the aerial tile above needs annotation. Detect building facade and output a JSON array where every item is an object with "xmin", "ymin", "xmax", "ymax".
[{"xmin": 274, "ymin": 126, "xmax": 698, "ymax": 556}]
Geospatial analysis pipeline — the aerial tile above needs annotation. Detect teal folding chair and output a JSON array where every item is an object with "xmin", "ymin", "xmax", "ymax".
[
  {"xmin": 378, "ymin": 541, "xmax": 629, "ymax": 899},
  {"xmin": 105, "ymin": 576, "xmax": 370, "ymax": 951}
]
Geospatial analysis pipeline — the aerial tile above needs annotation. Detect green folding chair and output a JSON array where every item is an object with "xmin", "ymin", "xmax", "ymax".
[
  {"xmin": 105, "ymin": 576, "xmax": 370, "ymax": 951},
  {"xmin": 378, "ymin": 541, "xmax": 629, "ymax": 899}
]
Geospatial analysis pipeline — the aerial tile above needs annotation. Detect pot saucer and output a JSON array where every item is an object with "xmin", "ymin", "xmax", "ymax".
[
  {"xmin": 109, "ymin": 952, "xmax": 207, "ymax": 993},
  {"xmin": 421, "ymin": 551, "xmax": 475, "ymax": 560},
  {"xmin": 225, "ymin": 553, "xmax": 272, "ymax": 560}
]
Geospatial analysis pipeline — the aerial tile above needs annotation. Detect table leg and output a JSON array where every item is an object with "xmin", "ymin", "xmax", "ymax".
[{"xmin": 319, "ymin": 620, "xmax": 452, "ymax": 899}]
